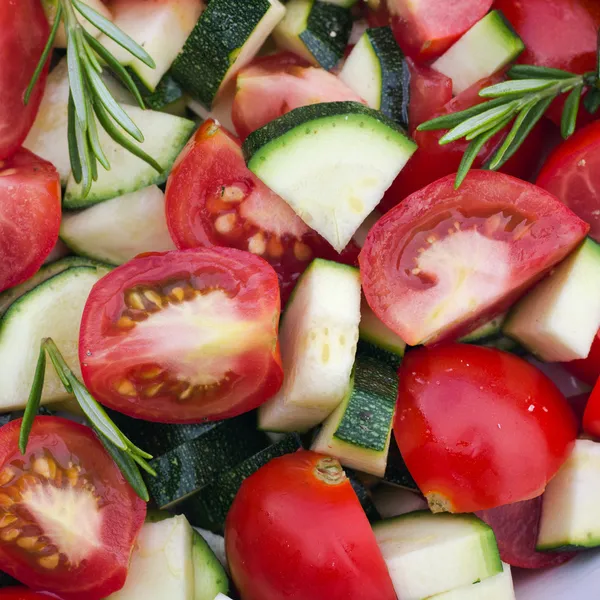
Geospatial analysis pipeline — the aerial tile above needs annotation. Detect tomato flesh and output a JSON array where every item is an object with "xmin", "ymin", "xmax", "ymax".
[
  {"xmin": 225, "ymin": 450, "xmax": 396, "ymax": 600},
  {"xmin": 583, "ymin": 381, "xmax": 600, "ymax": 438},
  {"xmin": 0, "ymin": 150, "xmax": 61, "ymax": 293},
  {"xmin": 394, "ymin": 344, "xmax": 578, "ymax": 513},
  {"xmin": 0, "ymin": 418, "xmax": 145, "ymax": 600},
  {"xmin": 0, "ymin": 590, "xmax": 58, "ymax": 599},
  {"xmin": 0, "ymin": 0, "xmax": 49, "ymax": 159},
  {"xmin": 563, "ymin": 329, "xmax": 600, "ymax": 385},
  {"xmin": 79, "ymin": 247, "xmax": 283, "ymax": 423},
  {"xmin": 166, "ymin": 120, "xmax": 359, "ymax": 303},
  {"xmin": 361, "ymin": 170, "xmax": 589, "ymax": 346}
]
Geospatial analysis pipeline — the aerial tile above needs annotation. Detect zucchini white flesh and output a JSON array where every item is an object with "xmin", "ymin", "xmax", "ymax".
[
  {"xmin": 99, "ymin": 0, "xmax": 204, "ymax": 92},
  {"xmin": 192, "ymin": 531, "xmax": 230, "ymax": 600},
  {"xmin": 311, "ymin": 352, "xmax": 396, "ymax": 476},
  {"xmin": 504, "ymin": 238, "xmax": 600, "ymax": 362},
  {"xmin": 172, "ymin": 0, "xmax": 285, "ymax": 108},
  {"xmin": 64, "ymin": 106, "xmax": 195, "ymax": 208},
  {"xmin": 537, "ymin": 439, "xmax": 600, "ymax": 551},
  {"xmin": 244, "ymin": 101, "xmax": 417, "ymax": 253},
  {"xmin": 23, "ymin": 59, "xmax": 71, "ymax": 184},
  {"xmin": 460, "ymin": 314, "xmax": 520, "ymax": 352},
  {"xmin": 359, "ymin": 298, "xmax": 406, "ymax": 358},
  {"xmin": 273, "ymin": 0, "xmax": 353, "ymax": 70},
  {"xmin": 373, "ymin": 512, "xmax": 503, "ymax": 600},
  {"xmin": 0, "ymin": 264, "xmax": 111, "ymax": 410},
  {"xmin": 431, "ymin": 10, "xmax": 524, "ymax": 95},
  {"xmin": 339, "ymin": 26, "xmax": 410, "ymax": 125},
  {"xmin": 258, "ymin": 259, "xmax": 361, "ymax": 432},
  {"xmin": 60, "ymin": 185, "xmax": 176, "ymax": 265},
  {"xmin": 431, "ymin": 563, "xmax": 515, "ymax": 600}
]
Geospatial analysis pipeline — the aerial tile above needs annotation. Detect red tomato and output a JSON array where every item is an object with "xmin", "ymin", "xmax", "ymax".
[
  {"xmin": 231, "ymin": 53, "xmax": 364, "ymax": 140},
  {"xmin": 476, "ymin": 496, "xmax": 575, "ymax": 569},
  {"xmin": 0, "ymin": 589, "xmax": 59, "ymax": 599},
  {"xmin": 0, "ymin": 149, "xmax": 61, "ymax": 293},
  {"xmin": 394, "ymin": 344, "xmax": 578, "ymax": 513},
  {"xmin": 388, "ymin": 0, "xmax": 493, "ymax": 62},
  {"xmin": 79, "ymin": 247, "xmax": 283, "ymax": 423},
  {"xmin": 0, "ymin": 0, "xmax": 49, "ymax": 159},
  {"xmin": 0, "ymin": 418, "xmax": 145, "ymax": 600},
  {"xmin": 165, "ymin": 120, "xmax": 359, "ymax": 303},
  {"xmin": 563, "ymin": 329, "xmax": 600, "ymax": 385},
  {"xmin": 362, "ymin": 171, "xmax": 588, "ymax": 346},
  {"xmin": 583, "ymin": 381, "xmax": 600, "ymax": 438},
  {"xmin": 537, "ymin": 121, "xmax": 600, "ymax": 242},
  {"xmin": 225, "ymin": 450, "xmax": 396, "ymax": 600}
]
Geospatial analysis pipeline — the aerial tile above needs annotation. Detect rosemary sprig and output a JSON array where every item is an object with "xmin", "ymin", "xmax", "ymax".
[
  {"xmin": 26, "ymin": 0, "xmax": 162, "ymax": 198},
  {"xmin": 19, "ymin": 338, "xmax": 154, "ymax": 501},
  {"xmin": 418, "ymin": 64, "xmax": 600, "ymax": 189}
]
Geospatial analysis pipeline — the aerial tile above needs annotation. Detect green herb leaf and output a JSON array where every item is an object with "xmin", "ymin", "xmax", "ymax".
[
  {"xmin": 66, "ymin": 27, "xmax": 88, "ymax": 130},
  {"xmin": 43, "ymin": 338, "xmax": 74, "ymax": 393},
  {"xmin": 584, "ymin": 88, "xmax": 600, "ymax": 115},
  {"xmin": 67, "ymin": 94, "xmax": 83, "ymax": 184},
  {"xmin": 479, "ymin": 79, "xmax": 558, "ymax": 98},
  {"xmin": 417, "ymin": 98, "xmax": 507, "ymax": 131},
  {"xmin": 19, "ymin": 345, "xmax": 47, "ymax": 454},
  {"xmin": 561, "ymin": 84, "xmax": 583, "ymax": 139},
  {"xmin": 508, "ymin": 65, "xmax": 577, "ymax": 80},
  {"xmin": 86, "ymin": 108, "xmax": 110, "ymax": 170}
]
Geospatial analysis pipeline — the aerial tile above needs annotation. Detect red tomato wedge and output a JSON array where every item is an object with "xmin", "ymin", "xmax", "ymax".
[
  {"xmin": 476, "ymin": 496, "xmax": 575, "ymax": 569},
  {"xmin": 79, "ymin": 247, "xmax": 283, "ymax": 423},
  {"xmin": 388, "ymin": 0, "xmax": 493, "ymax": 62},
  {"xmin": 583, "ymin": 381, "xmax": 600, "ymax": 438},
  {"xmin": 537, "ymin": 121, "xmax": 600, "ymax": 242},
  {"xmin": 231, "ymin": 53, "xmax": 364, "ymax": 140},
  {"xmin": 361, "ymin": 171, "xmax": 589, "ymax": 346},
  {"xmin": 0, "ymin": 590, "xmax": 58, "ymax": 599},
  {"xmin": 0, "ymin": 0, "xmax": 49, "ymax": 159},
  {"xmin": 165, "ymin": 120, "xmax": 359, "ymax": 303},
  {"xmin": 0, "ymin": 418, "xmax": 146, "ymax": 600},
  {"xmin": 394, "ymin": 344, "xmax": 578, "ymax": 513},
  {"xmin": 0, "ymin": 149, "xmax": 61, "ymax": 293},
  {"xmin": 225, "ymin": 450, "xmax": 397, "ymax": 600},
  {"xmin": 563, "ymin": 330, "xmax": 600, "ymax": 385}
]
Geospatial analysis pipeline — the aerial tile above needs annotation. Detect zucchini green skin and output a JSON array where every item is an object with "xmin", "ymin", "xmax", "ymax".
[
  {"xmin": 171, "ymin": 0, "xmax": 273, "ymax": 108},
  {"xmin": 135, "ymin": 72, "xmax": 185, "ymax": 111},
  {"xmin": 192, "ymin": 530, "xmax": 230, "ymax": 599},
  {"xmin": 357, "ymin": 339, "xmax": 402, "ymax": 370}
]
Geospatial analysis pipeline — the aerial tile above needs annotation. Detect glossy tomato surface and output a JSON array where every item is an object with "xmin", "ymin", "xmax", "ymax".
[
  {"xmin": 225, "ymin": 450, "xmax": 396, "ymax": 600},
  {"xmin": 583, "ymin": 380, "xmax": 600, "ymax": 438},
  {"xmin": 79, "ymin": 247, "xmax": 283, "ymax": 423},
  {"xmin": 0, "ymin": 589, "xmax": 60, "ymax": 599},
  {"xmin": 361, "ymin": 171, "xmax": 589, "ymax": 346},
  {"xmin": 537, "ymin": 121, "xmax": 600, "ymax": 241},
  {"xmin": 0, "ymin": 0, "xmax": 49, "ymax": 159},
  {"xmin": 0, "ymin": 418, "xmax": 145, "ymax": 600},
  {"xmin": 166, "ymin": 120, "xmax": 359, "ymax": 303},
  {"xmin": 232, "ymin": 53, "xmax": 364, "ymax": 140},
  {"xmin": 394, "ymin": 344, "xmax": 578, "ymax": 513},
  {"xmin": 563, "ymin": 329, "xmax": 600, "ymax": 385},
  {"xmin": 0, "ymin": 150, "xmax": 61, "ymax": 293}
]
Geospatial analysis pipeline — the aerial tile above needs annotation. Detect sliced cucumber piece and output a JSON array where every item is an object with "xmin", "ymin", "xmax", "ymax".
[
  {"xmin": 60, "ymin": 185, "xmax": 176, "ymax": 265},
  {"xmin": 504, "ymin": 238, "xmax": 600, "ymax": 362},
  {"xmin": 258, "ymin": 259, "xmax": 361, "ymax": 432},
  {"xmin": 431, "ymin": 563, "xmax": 515, "ymax": 600},
  {"xmin": 64, "ymin": 106, "xmax": 195, "ymax": 208},
  {"xmin": 43, "ymin": 0, "xmax": 112, "ymax": 48},
  {"xmin": 0, "ymin": 264, "xmax": 111, "ymax": 410},
  {"xmin": 244, "ymin": 101, "xmax": 416, "ymax": 252},
  {"xmin": 192, "ymin": 530, "xmax": 229, "ymax": 600},
  {"xmin": 431, "ymin": 10, "xmax": 524, "ymax": 95},
  {"xmin": 339, "ymin": 26, "xmax": 410, "ymax": 126},
  {"xmin": 172, "ymin": 0, "xmax": 285, "ymax": 108},
  {"xmin": 373, "ymin": 511, "xmax": 503, "ymax": 600},
  {"xmin": 99, "ymin": 0, "xmax": 204, "ymax": 92},
  {"xmin": 273, "ymin": 0, "xmax": 353, "ymax": 70},
  {"xmin": 311, "ymin": 352, "xmax": 396, "ymax": 476},
  {"xmin": 537, "ymin": 439, "xmax": 600, "ymax": 550}
]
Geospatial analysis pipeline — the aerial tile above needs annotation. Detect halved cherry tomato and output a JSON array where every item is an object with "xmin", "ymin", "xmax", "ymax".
[
  {"xmin": 79, "ymin": 247, "xmax": 283, "ymax": 423},
  {"xmin": 388, "ymin": 0, "xmax": 493, "ymax": 62},
  {"xmin": 165, "ymin": 120, "xmax": 359, "ymax": 303},
  {"xmin": 225, "ymin": 450, "xmax": 396, "ymax": 600},
  {"xmin": 563, "ymin": 329, "xmax": 600, "ymax": 385},
  {"xmin": 0, "ymin": 149, "xmax": 61, "ymax": 293},
  {"xmin": 0, "ymin": 418, "xmax": 146, "ymax": 600},
  {"xmin": 361, "ymin": 171, "xmax": 589, "ymax": 346},
  {"xmin": 394, "ymin": 344, "xmax": 578, "ymax": 513},
  {"xmin": 231, "ymin": 53, "xmax": 364, "ymax": 140},
  {"xmin": 537, "ymin": 121, "xmax": 600, "ymax": 242},
  {"xmin": 0, "ymin": 0, "xmax": 49, "ymax": 159},
  {"xmin": 583, "ymin": 381, "xmax": 600, "ymax": 438},
  {"xmin": 0, "ymin": 589, "xmax": 60, "ymax": 599}
]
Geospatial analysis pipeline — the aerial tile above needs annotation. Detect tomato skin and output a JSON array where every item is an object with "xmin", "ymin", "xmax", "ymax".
[
  {"xmin": 583, "ymin": 381, "xmax": 600, "ymax": 438},
  {"xmin": 0, "ymin": 589, "xmax": 60, "ymax": 599},
  {"xmin": 563, "ymin": 330, "xmax": 600, "ymax": 385},
  {"xmin": 394, "ymin": 344, "xmax": 578, "ymax": 513},
  {"xmin": 0, "ymin": 149, "xmax": 61, "ymax": 293},
  {"xmin": 225, "ymin": 450, "xmax": 396, "ymax": 600},
  {"xmin": 80, "ymin": 247, "xmax": 283, "ymax": 423},
  {"xmin": 0, "ymin": 0, "xmax": 49, "ymax": 159},
  {"xmin": 0, "ymin": 418, "xmax": 145, "ymax": 600}
]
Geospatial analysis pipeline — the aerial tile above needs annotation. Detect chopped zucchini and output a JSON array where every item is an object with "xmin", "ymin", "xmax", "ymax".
[
  {"xmin": 431, "ymin": 563, "xmax": 515, "ymax": 600},
  {"xmin": 460, "ymin": 315, "xmax": 521, "ymax": 353},
  {"xmin": 273, "ymin": 0, "xmax": 353, "ymax": 70},
  {"xmin": 359, "ymin": 298, "xmax": 406, "ymax": 365},
  {"xmin": 504, "ymin": 238, "xmax": 600, "ymax": 362},
  {"xmin": 138, "ymin": 73, "xmax": 187, "ymax": 113},
  {"xmin": 192, "ymin": 530, "xmax": 230, "ymax": 600},
  {"xmin": 244, "ymin": 101, "xmax": 417, "ymax": 252},
  {"xmin": 258, "ymin": 259, "xmax": 361, "ymax": 432},
  {"xmin": 60, "ymin": 185, "xmax": 176, "ymax": 265}
]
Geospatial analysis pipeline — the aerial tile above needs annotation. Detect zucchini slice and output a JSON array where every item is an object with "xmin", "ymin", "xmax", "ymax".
[
  {"xmin": 244, "ymin": 101, "xmax": 417, "ymax": 253},
  {"xmin": 459, "ymin": 314, "xmax": 521, "ymax": 353},
  {"xmin": 431, "ymin": 563, "xmax": 515, "ymax": 600},
  {"xmin": 192, "ymin": 530, "xmax": 230, "ymax": 600}
]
